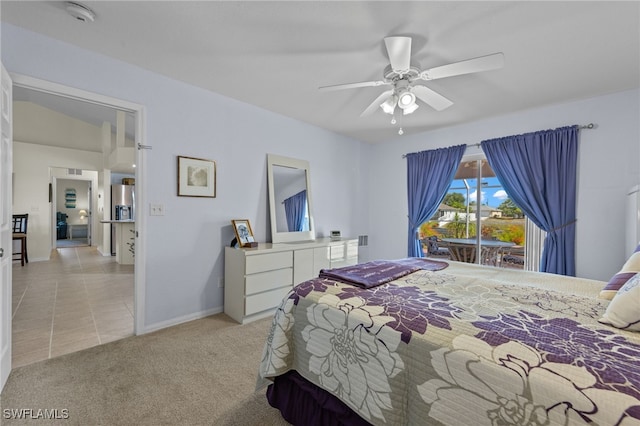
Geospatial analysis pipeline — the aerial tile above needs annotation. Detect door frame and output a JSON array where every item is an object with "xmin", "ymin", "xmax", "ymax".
[
  {"xmin": 1, "ymin": 63, "xmax": 13, "ymax": 393},
  {"xmin": 51, "ymin": 173, "xmax": 96, "ymax": 248},
  {"xmin": 11, "ymin": 73, "xmax": 147, "ymax": 335}
]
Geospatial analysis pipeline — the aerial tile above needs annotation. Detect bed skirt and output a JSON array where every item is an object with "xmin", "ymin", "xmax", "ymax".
[{"xmin": 266, "ymin": 371, "xmax": 372, "ymax": 426}]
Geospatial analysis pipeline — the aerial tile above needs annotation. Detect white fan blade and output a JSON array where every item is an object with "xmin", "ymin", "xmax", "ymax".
[
  {"xmin": 384, "ymin": 36, "xmax": 412, "ymax": 73},
  {"xmin": 319, "ymin": 80, "xmax": 389, "ymax": 91},
  {"xmin": 360, "ymin": 90, "xmax": 394, "ymax": 117},
  {"xmin": 412, "ymin": 85, "xmax": 453, "ymax": 111},
  {"xmin": 419, "ymin": 52, "xmax": 504, "ymax": 81}
]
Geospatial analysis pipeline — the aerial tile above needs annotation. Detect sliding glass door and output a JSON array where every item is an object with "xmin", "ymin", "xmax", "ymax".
[{"xmin": 420, "ymin": 156, "xmax": 527, "ymax": 268}]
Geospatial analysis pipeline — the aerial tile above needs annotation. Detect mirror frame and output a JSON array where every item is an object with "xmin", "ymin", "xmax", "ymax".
[{"xmin": 267, "ymin": 154, "xmax": 315, "ymax": 243}]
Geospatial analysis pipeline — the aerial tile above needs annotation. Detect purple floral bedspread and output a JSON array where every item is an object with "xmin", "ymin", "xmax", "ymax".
[{"xmin": 257, "ymin": 261, "xmax": 640, "ymax": 425}]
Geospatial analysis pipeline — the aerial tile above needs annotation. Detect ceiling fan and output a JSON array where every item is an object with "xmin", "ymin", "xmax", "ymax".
[{"xmin": 319, "ymin": 36, "xmax": 504, "ymax": 134}]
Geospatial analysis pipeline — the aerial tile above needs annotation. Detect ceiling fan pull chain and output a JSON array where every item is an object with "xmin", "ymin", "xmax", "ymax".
[{"xmin": 397, "ymin": 113, "xmax": 404, "ymax": 135}]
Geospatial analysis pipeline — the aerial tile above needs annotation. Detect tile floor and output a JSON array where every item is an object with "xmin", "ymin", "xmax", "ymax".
[
  {"xmin": 11, "ymin": 246, "xmax": 134, "ymax": 368},
  {"xmin": 55, "ymin": 237, "xmax": 89, "ymax": 248}
]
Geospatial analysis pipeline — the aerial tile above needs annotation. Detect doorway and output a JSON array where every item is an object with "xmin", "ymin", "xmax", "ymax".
[
  {"xmin": 54, "ymin": 176, "xmax": 92, "ymax": 248},
  {"xmin": 10, "ymin": 74, "xmax": 146, "ymax": 367}
]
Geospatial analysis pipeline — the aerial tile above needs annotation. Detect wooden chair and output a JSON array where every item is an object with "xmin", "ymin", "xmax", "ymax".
[{"xmin": 12, "ymin": 214, "xmax": 28, "ymax": 266}]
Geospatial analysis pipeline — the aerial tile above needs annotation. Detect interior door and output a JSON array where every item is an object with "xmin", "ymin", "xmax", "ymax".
[{"xmin": 0, "ymin": 63, "xmax": 13, "ymax": 391}]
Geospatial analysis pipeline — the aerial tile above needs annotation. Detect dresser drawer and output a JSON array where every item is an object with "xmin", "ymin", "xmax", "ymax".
[
  {"xmin": 246, "ymin": 267, "xmax": 293, "ymax": 295},
  {"xmin": 246, "ymin": 251, "xmax": 293, "ymax": 274},
  {"xmin": 245, "ymin": 286, "xmax": 292, "ymax": 315},
  {"xmin": 345, "ymin": 240, "xmax": 358, "ymax": 258},
  {"xmin": 329, "ymin": 240, "xmax": 358, "ymax": 268}
]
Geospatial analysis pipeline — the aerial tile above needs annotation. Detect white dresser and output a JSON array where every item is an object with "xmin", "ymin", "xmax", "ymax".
[{"xmin": 224, "ymin": 237, "xmax": 358, "ymax": 324}]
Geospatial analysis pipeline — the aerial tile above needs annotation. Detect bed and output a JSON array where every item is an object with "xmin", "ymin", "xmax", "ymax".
[{"xmin": 256, "ymin": 258, "xmax": 640, "ymax": 425}]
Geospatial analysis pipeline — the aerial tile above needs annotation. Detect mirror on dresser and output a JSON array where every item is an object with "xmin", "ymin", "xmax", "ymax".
[{"xmin": 267, "ymin": 154, "xmax": 315, "ymax": 243}]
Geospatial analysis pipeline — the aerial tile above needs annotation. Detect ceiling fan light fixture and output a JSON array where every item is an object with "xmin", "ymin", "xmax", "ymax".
[
  {"xmin": 402, "ymin": 102, "xmax": 419, "ymax": 115},
  {"xmin": 380, "ymin": 95, "xmax": 397, "ymax": 114},
  {"xmin": 319, "ymin": 36, "xmax": 505, "ymax": 136},
  {"xmin": 397, "ymin": 89, "xmax": 417, "ymax": 112}
]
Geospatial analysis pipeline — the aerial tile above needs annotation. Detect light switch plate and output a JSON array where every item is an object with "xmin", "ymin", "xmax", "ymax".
[{"xmin": 150, "ymin": 203, "xmax": 164, "ymax": 216}]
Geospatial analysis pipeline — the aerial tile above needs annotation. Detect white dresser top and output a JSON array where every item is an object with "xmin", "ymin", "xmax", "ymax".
[{"xmin": 227, "ymin": 237, "xmax": 356, "ymax": 255}]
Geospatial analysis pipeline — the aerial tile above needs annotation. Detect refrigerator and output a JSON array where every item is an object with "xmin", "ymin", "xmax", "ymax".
[{"xmin": 111, "ymin": 184, "xmax": 135, "ymax": 255}]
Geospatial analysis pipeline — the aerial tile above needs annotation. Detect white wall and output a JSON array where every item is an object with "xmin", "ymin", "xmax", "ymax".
[
  {"xmin": 13, "ymin": 101, "xmax": 103, "ymax": 148},
  {"xmin": 367, "ymin": 88, "xmax": 640, "ymax": 281},
  {"xmin": 2, "ymin": 24, "xmax": 370, "ymax": 331}
]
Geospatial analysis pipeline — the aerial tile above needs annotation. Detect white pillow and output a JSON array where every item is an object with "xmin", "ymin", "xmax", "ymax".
[
  {"xmin": 599, "ymin": 273, "xmax": 640, "ymax": 331},
  {"xmin": 599, "ymin": 244, "xmax": 640, "ymax": 300}
]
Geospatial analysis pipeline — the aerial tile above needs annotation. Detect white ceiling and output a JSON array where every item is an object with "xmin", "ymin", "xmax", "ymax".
[{"xmin": 2, "ymin": 1, "xmax": 639, "ymax": 144}]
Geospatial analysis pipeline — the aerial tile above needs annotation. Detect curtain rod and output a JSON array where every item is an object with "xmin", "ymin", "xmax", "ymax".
[{"xmin": 402, "ymin": 123, "xmax": 595, "ymax": 158}]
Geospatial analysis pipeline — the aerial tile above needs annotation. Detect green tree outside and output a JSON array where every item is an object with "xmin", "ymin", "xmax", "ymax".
[
  {"xmin": 442, "ymin": 193, "xmax": 465, "ymax": 209},
  {"xmin": 498, "ymin": 198, "xmax": 523, "ymax": 218},
  {"xmin": 445, "ymin": 212, "xmax": 477, "ymax": 238}
]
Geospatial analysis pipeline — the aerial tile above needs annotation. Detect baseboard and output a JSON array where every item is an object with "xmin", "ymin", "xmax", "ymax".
[
  {"xmin": 96, "ymin": 247, "xmax": 112, "ymax": 257},
  {"xmin": 141, "ymin": 306, "xmax": 224, "ymax": 334}
]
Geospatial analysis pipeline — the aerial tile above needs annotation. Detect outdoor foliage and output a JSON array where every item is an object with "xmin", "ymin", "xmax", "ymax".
[
  {"xmin": 421, "ymin": 217, "xmax": 525, "ymax": 245},
  {"xmin": 419, "ymin": 221, "xmax": 441, "ymax": 238},
  {"xmin": 497, "ymin": 223, "xmax": 525, "ymax": 245},
  {"xmin": 482, "ymin": 219, "xmax": 526, "ymax": 245},
  {"xmin": 498, "ymin": 198, "xmax": 523, "ymax": 218},
  {"xmin": 442, "ymin": 193, "xmax": 466, "ymax": 209},
  {"xmin": 420, "ymin": 192, "xmax": 526, "ymax": 246},
  {"xmin": 445, "ymin": 212, "xmax": 476, "ymax": 238}
]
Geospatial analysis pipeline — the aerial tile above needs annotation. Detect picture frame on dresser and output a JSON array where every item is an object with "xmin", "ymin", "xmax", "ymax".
[
  {"xmin": 177, "ymin": 155, "xmax": 216, "ymax": 197},
  {"xmin": 231, "ymin": 219, "xmax": 256, "ymax": 247}
]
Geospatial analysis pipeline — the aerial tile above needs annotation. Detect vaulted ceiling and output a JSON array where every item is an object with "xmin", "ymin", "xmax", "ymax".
[{"xmin": 2, "ymin": 1, "xmax": 639, "ymax": 143}]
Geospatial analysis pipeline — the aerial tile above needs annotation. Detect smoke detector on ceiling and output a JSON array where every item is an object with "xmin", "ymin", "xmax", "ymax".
[{"xmin": 65, "ymin": 2, "xmax": 96, "ymax": 22}]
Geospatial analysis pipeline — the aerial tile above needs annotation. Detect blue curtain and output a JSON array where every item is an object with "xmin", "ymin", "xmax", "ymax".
[
  {"xmin": 284, "ymin": 190, "xmax": 307, "ymax": 232},
  {"xmin": 481, "ymin": 125, "xmax": 579, "ymax": 276},
  {"xmin": 406, "ymin": 145, "xmax": 466, "ymax": 257}
]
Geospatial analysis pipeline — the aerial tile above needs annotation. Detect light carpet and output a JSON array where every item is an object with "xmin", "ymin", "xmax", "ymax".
[{"xmin": 0, "ymin": 314, "xmax": 289, "ymax": 425}]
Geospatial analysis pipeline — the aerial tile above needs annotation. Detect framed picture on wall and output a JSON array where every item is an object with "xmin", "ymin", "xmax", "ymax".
[
  {"xmin": 231, "ymin": 219, "xmax": 256, "ymax": 247},
  {"xmin": 177, "ymin": 155, "xmax": 216, "ymax": 197},
  {"xmin": 64, "ymin": 188, "xmax": 77, "ymax": 208}
]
